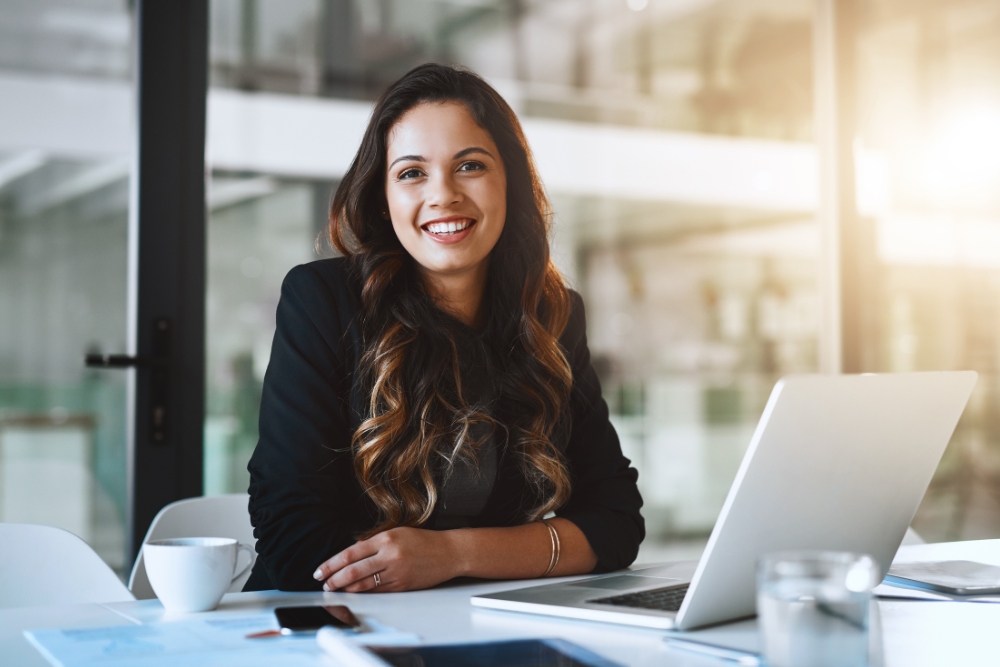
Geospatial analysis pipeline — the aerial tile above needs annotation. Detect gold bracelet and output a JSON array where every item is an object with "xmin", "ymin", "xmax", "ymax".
[
  {"xmin": 540, "ymin": 520, "xmax": 556, "ymax": 576},
  {"xmin": 541, "ymin": 519, "xmax": 561, "ymax": 576}
]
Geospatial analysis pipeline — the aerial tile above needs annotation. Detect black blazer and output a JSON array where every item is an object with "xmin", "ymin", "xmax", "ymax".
[{"xmin": 245, "ymin": 258, "xmax": 644, "ymax": 591}]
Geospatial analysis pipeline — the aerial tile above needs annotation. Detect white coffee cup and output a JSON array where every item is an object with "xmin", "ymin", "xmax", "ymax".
[{"xmin": 143, "ymin": 537, "xmax": 255, "ymax": 613}]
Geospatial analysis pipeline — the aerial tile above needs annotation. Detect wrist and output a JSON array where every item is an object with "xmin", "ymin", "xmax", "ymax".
[{"xmin": 443, "ymin": 528, "xmax": 473, "ymax": 578}]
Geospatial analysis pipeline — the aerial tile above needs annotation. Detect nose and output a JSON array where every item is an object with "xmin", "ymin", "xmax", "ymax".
[{"xmin": 426, "ymin": 170, "xmax": 463, "ymax": 208}]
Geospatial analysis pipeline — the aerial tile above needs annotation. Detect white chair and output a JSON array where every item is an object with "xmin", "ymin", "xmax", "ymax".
[
  {"xmin": 0, "ymin": 523, "xmax": 134, "ymax": 608},
  {"xmin": 128, "ymin": 493, "xmax": 257, "ymax": 599}
]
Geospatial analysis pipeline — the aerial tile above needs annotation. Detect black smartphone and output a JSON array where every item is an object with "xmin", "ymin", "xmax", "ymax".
[{"xmin": 274, "ymin": 605, "xmax": 361, "ymax": 634}]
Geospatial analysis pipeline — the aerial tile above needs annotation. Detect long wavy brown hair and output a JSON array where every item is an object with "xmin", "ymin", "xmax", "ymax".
[{"xmin": 329, "ymin": 63, "xmax": 573, "ymax": 538}]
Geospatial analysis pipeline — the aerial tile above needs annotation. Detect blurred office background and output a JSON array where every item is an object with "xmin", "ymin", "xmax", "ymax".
[{"xmin": 2, "ymin": 0, "xmax": 1000, "ymax": 573}]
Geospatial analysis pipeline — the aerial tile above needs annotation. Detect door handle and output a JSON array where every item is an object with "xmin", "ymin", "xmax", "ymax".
[
  {"xmin": 84, "ymin": 317, "xmax": 171, "ymax": 443},
  {"xmin": 85, "ymin": 354, "xmax": 167, "ymax": 368}
]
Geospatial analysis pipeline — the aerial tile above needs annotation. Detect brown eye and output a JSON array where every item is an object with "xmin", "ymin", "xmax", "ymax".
[
  {"xmin": 398, "ymin": 168, "xmax": 423, "ymax": 180},
  {"xmin": 458, "ymin": 161, "xmax": 485, "ymax": 172}
]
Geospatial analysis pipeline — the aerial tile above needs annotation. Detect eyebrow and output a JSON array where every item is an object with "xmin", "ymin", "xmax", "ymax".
[{"xmin": 388, "ymin": 146, "xmax": 495, "ymax": 170}]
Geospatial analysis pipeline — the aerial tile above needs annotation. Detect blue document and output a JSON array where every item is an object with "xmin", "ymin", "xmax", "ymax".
[{"xmin": 24, "ymin": 614, "xmax": 417, "ymax": 667}]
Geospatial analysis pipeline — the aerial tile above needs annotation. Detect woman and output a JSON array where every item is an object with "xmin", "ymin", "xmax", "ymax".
[{"xmin": 245, "ymin": 63, "xmax": 643, "ymax": 593}]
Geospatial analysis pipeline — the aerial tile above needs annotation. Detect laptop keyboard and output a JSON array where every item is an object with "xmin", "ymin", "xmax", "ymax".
[{"xmin": 588, "ymin": 583, "xmax": 690, "ymax": 612}]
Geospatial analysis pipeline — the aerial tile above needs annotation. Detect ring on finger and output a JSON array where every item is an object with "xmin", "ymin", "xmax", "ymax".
[{"xmin": 373, "ymin": 572, "xmax": 381, "ymax": 587}]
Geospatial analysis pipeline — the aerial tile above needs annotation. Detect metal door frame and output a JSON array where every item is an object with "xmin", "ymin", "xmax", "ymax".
[{"xmin": 126, "ymin": 0, "xmax": 208, "ymax": 564}]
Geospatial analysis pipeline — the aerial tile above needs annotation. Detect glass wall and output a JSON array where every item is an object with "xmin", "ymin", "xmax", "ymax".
[
  {"xmin": 205, "ymin": 0, "xmax": 819, "ymax": 559},
  {"xmin": 205, "ymin": 177, "xmax": 329, "ymax": 496},
  {"xmin": 0, "ymin": 0, "xmax": 132, "ymax": 573},
  {"xmin": 856, "ymin": 0, "xmax": 1000, "ymax": 542}
]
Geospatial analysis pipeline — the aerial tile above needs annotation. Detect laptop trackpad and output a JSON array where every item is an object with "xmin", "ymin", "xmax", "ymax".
[{"xmin": 569, "ymin": 575, "xmax": 684, "ymax": 591}]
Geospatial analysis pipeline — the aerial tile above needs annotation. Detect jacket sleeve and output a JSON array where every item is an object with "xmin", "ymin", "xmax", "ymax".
[
  {"xmin": 247, "ymin": 263, "xmax": 368, "ymax": 591},
  {"xmin": 555, "ymin": 292, "xmax": 646, "ymax": 572}
]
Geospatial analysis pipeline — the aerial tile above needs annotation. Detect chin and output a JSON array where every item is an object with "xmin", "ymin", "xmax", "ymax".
[
  {"xmin": 425, "ymin": 262, "xmax": 477, "ymax": 276},
  {"xmin": 419, "ymin": 255, "xmax": 485, "ymax": 276}
]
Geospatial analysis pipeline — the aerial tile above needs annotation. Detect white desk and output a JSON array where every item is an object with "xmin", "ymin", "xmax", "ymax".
[{"xmin": 5, "ymin": 540, "xmax": 1000, "ymax": 667}]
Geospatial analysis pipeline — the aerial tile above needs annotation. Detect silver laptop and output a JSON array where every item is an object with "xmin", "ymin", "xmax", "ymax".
[{"xmin": 472, "ymin": 372, "xmax": 977, "ymax": 631}]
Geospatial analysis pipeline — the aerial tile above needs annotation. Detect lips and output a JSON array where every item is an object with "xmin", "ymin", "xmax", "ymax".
[{"xmin": 420, "ymin": 216, "xmax": 476, "ymax": 244}]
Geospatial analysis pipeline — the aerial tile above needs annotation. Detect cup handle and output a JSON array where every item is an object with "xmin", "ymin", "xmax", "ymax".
[{"xmin": 232, "ymin": 542, "xmax": 256, "ymax": 583}]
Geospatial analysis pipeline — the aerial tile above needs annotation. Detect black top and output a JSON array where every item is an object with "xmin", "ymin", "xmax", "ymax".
[
  {"xmin": 244, "ymin": 258, "xmax": 644, "ymax": 592},
  {"xmin": 430, "ymin": 323, "xmax": 500, "ymax": 531}
]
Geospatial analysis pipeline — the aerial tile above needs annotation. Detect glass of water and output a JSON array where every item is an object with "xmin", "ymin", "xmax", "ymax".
[{"xmin": 757, "ymin": 551, "xmax": 878, "ymax": 667}]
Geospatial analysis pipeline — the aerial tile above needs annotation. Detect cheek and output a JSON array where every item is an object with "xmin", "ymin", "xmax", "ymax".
[
  {"xmin": 389, "ymin": 218, "xmax": 409, "ymax": 241},
  {"xmin": 486, "ymin": 183, "xmax": 507, "ymax": 238},
  {"xmin": 390, "ymin": 218, "xmax": 425, "ymax": 263},
  {"xmin": 470, "ymin": 175, "xmax": 506, "ymax": 222},
  {"xmin": 386, "ymin": 191, "xmax": 420, "ymax": 234},
  {"xmin": 385, "ymin": 188, "xmax": 408, "ymax": 217}
]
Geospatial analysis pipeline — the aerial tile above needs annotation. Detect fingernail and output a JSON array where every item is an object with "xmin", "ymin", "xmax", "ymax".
[
  {"xmin": 322, "ymin": 582, "xmax": 331, "ymax": 591},
  {"xmin": 313, "ymin": 569, "xmax": 323, "ymax": 580}
]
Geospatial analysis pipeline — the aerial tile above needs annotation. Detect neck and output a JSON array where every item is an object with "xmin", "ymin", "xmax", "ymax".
[{"xmin": 420, "ymin": 260, "xmax": 489, "ymax": 328}]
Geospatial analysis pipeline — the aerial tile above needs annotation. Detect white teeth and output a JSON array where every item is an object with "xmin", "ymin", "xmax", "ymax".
[{"xmin": 425, "ymin": 220, "xmax": 471, "ymax": 234}]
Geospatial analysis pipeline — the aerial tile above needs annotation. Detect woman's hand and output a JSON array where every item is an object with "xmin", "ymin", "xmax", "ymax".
[
  {"xmin": 313, "ymin": 519, "xmax": 596, "ymax": 592},
  {"xmin": 313, "ymin": 527, "xmax": 464, "ymax": 593}
]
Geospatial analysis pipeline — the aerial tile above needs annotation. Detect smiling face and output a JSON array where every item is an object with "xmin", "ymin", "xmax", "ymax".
[{"xmin": 385, "ymin": 101, "xmax": 507, "ymax": 287}]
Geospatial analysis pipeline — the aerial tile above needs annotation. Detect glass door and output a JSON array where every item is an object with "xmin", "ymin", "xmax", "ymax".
[
  {"xmin": 0, "ymin": 0, "xmax": 208, "ymax": 574},
  {"xmin": 0, "ymin": 0, "xmax": 135, "ymax": 574}
]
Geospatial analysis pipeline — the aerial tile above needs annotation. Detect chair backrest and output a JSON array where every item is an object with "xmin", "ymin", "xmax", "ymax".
[
  {"xmin": 128, "ymin": 494, "xmax": 256, "ymax": 599},
  {"xmin": 0, "ymin": 523, "xmax": 134, "ymax": 608}
]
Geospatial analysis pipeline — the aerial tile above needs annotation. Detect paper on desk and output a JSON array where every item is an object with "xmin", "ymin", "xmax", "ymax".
[
  {"xmin": 874, "ymin": 580, "xmax": 1000, "ymax": 602},
  {"xmin": 24, "ymin": 613, "xmax": 419, "ymax": 667},
  {"xmin": 24, "ymin": 615, "xmax": 317, "ymax": 667}
]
